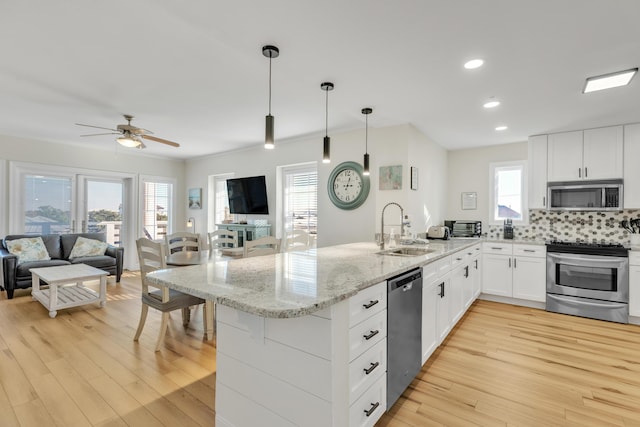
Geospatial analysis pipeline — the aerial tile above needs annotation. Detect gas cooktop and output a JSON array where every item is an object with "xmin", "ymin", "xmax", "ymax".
[{"xmin": 546, "ymin": 240, "xmax": 628, "ymax": 256}]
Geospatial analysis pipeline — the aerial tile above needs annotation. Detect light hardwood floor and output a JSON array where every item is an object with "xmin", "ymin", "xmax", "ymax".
[{"xmin": 1, "ymin": 272, "xmax": 640, "ymax": 426}]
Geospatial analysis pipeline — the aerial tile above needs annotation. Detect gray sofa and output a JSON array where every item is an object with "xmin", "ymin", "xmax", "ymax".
[{"xmin": 0, "ymin": 233, "xmax": 124, "ymax": 299}]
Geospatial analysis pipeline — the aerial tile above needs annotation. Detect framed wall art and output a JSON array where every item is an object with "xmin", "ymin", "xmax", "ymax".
[
  {"xmin": 410, "ymin": 166, "xmax": 418, "ymax": 190},
  {"xmin": 461, "ymin": 191, "xmax": 477, "ymax": 210},
  {"xmin": 188, "ymin": 188, "xmax": 202, "ymax": 209},
  {"xmin": 379, "ymin": 165, "xmax": 402, "ymax": 190}
]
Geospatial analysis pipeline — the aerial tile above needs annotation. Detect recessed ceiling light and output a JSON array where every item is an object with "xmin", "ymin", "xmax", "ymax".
[
  {"xmin": 483, "ymin": 100, "xmax": 500, "ymax": 108},
  {"xmin": 583, "ymin": 68, "xmax": 637, "ymax": 93},
  {"xmin": 464, "ymin": 59, "xmax": 484, "ymax": 69},
  {"xmin": 495, "ymin": 126, "xmax": 508, "ymax": 131}
]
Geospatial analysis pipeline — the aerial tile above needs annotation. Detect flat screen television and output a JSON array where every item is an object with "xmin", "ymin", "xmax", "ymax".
[{"xmin": 226, "ymin": 175, "xmax": 269, "ymax": 215}]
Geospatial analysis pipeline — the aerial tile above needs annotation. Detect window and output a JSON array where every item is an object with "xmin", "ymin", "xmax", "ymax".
[
  {"xmin": 489, "ymin": 160, "xmax": 528, "ymax": 225},
  {"xmin": 141, "ymin": 178, "xmax": 174, "ymax": 240},
  {"xmin": 24, "ymin": 174, "xmax": 73, "ymax": 235},
  {"xmin": 281, "ymin": 163, "xmax": 318, "ymax": 239},
  {"xmin": 210, "ymin": 173, "xmax": 234, "ymax": 229}
]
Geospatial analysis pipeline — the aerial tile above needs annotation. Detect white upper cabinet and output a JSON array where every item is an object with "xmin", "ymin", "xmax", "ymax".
[
  {"xmin": 583, "ymin": 126, "xmax": 623, "ymax": 180},
  {"xmin": 547, "ymin": 126, "xmax": 623, "ymax": 182},
  {"xmin": 528, "ymin": 135, "xmax": 548, "ymax": 209},
  {"xmin": 624, "ymin": 124, "xmax": 640, "ymax": 208},
  {"xmin": 547, "ymin": 130, "xmax": 584, "ymax": 181}
]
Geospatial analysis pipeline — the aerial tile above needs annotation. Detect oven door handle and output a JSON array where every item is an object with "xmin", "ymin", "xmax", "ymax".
[
  {"xmin": 547, "ymin": 252, "xmax": 627, "ymax": 266},
  {"xmin": 547, "ymin": 293, "xmax": 628, "ymax": 309}
]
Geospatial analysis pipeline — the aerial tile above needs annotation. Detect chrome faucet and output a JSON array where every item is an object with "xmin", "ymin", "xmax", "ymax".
[{"xmin": 380, "ymin": 202, "xmax": 404, "ymax": 250}]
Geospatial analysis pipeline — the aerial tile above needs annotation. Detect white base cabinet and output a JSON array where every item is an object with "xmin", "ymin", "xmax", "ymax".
[
  {"xmin": 216, "ymin": 282, "xmax": 387, "ymax": 427},
  {"xmin": 482, "ymin": 243, "xmax": 546, "ymax": 302}
]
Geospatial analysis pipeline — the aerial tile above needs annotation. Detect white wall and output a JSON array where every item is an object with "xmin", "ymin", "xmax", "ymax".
[
  {"xmin": 185, "ymin": 123, "xmax": 449, "ymax": 247},
  {"xmin": 446, "ymin": 141, "xmax": 527, "ymax": 228},
  {"xmin": 0, "ymin": 134, "xmax": 185, "ymax": 267}
]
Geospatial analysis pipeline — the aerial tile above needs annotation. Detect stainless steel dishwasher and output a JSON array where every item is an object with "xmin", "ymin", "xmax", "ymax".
[{"xmin": 387, "ymin": 267, "xmax": 423, "ymax": 409}]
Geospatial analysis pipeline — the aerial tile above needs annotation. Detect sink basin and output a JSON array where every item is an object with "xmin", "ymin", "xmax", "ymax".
[{"xmin": 377, "ymin": 247, "xmax": 436, "ymax": 257}]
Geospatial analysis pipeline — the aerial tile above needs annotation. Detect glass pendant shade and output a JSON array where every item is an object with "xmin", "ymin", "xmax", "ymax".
[
  {"xmin": 323, "ymin": 136, "xmax": 330, "ymax": 163},
  {"xmin": 363, "ymin": 153, "xmax": 370, "ymax": 176},
  {"xmin": 116, "ymin": 135, "xmax": 141, "ymax": 148},
  {"xmin": 265, "ymin": 114, "xmax": 275, "ymax": 149}
]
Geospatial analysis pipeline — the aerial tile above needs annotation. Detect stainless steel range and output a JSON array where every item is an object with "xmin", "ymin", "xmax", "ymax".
[{"xmin": 546, "ymin": 241, "xmax": 629, "ymax": 323}]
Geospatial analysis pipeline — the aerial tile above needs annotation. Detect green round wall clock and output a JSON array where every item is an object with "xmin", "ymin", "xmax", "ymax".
[{"xmin": 327, "ymin": 161, "xmax": 370, "ymax": 210}]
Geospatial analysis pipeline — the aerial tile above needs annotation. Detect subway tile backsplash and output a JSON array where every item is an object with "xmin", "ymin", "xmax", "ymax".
[{"xmin": 484, "ymin": 209, "xmax": 640, "ymax": 243}]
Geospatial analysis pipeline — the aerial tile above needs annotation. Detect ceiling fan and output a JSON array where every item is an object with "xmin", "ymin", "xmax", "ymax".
[{"xmin": 76, "ymin": 114, "xmax": 180, "ymax": 149}]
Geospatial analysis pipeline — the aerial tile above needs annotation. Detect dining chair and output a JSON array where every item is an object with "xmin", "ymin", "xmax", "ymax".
[
  {"xmin": 165, "ymin": 231, "xmax": 200, "ymax": 254},
  {"xmin": 283, "ymin": 229, "xmax": 311, "ymax": 252},
  {"xmin": 243, "ymin": 235, "xmax": 281, "ymax": 258},
  {"xmin": 133, "ymin": 238, "xmax": 207, "ymax": 351},
  {"xmin": 208, "ymin": 229, "xmax": 238, "ymax": 250}
]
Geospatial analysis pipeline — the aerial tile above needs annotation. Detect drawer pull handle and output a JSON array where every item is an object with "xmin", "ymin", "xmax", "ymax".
[
  {"xmin": 364, "ymin": 402, "xmax": 380, "ymax": 417},
  {"xmin": 491, "ymin": 247, "xmax": 503, "ymax": 250},
  {"xmin": 364, "ymin": 362, "xmax": 379, "ymax": 375},
  {"xmin": 363, "ymin": 300, "xmax": 379, "ymax": 309},
  {"xmin": 456, "ymin": 257, "xmax": 462, "ymax": 261},
  {"xmin": 363, "ymin": 330, "xmax": 379, "ymax": 341},
  {"xmin": 523, "ymin": 249, "xmax": 535, "ymax": 253}
]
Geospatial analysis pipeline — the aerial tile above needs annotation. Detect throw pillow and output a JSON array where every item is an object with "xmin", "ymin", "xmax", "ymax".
[
  {"xmin": 6, "ymin": 237, "xmax": 51, "ymax": 264},
  {"xmin": 69, "ymin": 236, "xmax": 108, "ymax": 259}
]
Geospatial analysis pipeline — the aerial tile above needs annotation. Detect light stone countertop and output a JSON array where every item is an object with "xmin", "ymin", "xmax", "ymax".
[{"xmin": 146, "ymin": 240, "xmax": 479, "ymax": 318}]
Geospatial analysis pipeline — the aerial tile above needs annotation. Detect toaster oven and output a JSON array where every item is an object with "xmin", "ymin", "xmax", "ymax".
[{"xmin": 444, "ymin": 220, "xmax": 482, "ymax": 238}]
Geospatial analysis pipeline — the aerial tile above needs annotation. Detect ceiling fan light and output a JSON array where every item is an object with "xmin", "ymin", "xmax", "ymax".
[{"xmin": 116, "ymin": 135, "xmax": 141, "ymax": 148}]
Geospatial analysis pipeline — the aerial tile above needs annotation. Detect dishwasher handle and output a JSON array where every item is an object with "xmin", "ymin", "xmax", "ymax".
[{"xmin": 388, "ymin": 268, "xmax": 422, "ymax": 292}]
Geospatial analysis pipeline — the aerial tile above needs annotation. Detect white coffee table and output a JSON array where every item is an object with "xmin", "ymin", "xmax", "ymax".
[{"xmin": 31, "ymin": 264, "xmax": 109, "ymax": 318}]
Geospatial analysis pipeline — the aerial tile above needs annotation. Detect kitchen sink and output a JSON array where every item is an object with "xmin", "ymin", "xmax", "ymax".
[{"xmin": 377, "ymin": 247, "xmax": 436, "ymax": 257}]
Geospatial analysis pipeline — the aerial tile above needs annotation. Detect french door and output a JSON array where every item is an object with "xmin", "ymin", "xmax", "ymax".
[{"xmin": 11, "ymin": 162, "xmax": 136, "ymax": 266}]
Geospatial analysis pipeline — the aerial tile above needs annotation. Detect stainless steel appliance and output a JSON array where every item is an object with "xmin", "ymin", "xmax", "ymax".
[
  {"xmin": 427, "ymin": 225, "xmax": 450, "ymax": 240},
  {"xmin": 444, "ymin": 220, "xmax": 482, "ymax": 238},
  {"xmin": 546, "ymin": 241, "xmax": 629, "ymax": 323},
  {"xmin": 503, "ymin": 219, "xmax": 514, "ymax": 239},
  {"xmin": 547, "ymin": 179, "xmax": 623, "ymax": 211},
  {"xmin": 387, "ymin": 268, "xmax": 422, "ymax": 410}
]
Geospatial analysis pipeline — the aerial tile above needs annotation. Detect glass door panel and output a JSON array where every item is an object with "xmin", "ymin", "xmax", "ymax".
[
  {"xmin": 82, "ymin": 179, "xmax": 125, "ymax": 246},
  {"xmin": 24, "ymin": 174, "xmax": 73, "ymax": 234}
]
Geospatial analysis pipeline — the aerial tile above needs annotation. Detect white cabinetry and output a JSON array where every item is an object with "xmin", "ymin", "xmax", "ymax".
[
  {"xmin": 583, "ymin": 126, "xmax": 623, "ymax": 180},
  {"xmin": 422, "ymin": 255, "xmax": 451, "ymax": 364},
  {"xmin": 482, "ymin": 243, "xmax": 513, "ymax": 297},
  {"xmin": 216, "ymin": 282, "xmax": 387, "ymax": 427},
  {"xmin": 528, "ymin": 135, "xmax": 548, "ymax": 209},
  {"xmin": 547, "ymin": 131, "xmax": 583, "ymax": 181},
  {"xmin": 547, "ymin": 126, "xmax": 623, "ymax": 182},
  {"xmin": 449, "ymin": 252, "xmax": 468, "ymax": 325},
  {"xmin": 629, "ymin": 251, "xmax": 640, "ymax": 318},
  {"xmin": 624, "ymin": 124, "xmax": 640, "ymax": 208},
  {"xmin": 482, "ymin": 243, "xmax": 546, "ymax": 302}
]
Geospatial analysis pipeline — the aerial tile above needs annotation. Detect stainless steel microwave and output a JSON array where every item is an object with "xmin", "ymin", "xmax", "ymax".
[{"xmin": 547, "ymin": 179, "xmax": 623, "ymax": 211}]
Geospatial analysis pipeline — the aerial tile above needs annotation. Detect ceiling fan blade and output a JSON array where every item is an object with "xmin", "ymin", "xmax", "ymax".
[
  {"xmin": 141, "ymin": 134, "xmax": 180, "ymax": 147},
  {"xmin": 76, "ymin": 123, "xmax": 119, "ymax": 132},
  {"xmin": 80, "ymin": 132, "xmax": 119, "ymax": 137}
]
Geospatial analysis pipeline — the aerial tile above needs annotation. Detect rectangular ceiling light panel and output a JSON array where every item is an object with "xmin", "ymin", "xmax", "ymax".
[{"xmin": 583, "ymin": 68, "xmax": 638, "ymax": 93}]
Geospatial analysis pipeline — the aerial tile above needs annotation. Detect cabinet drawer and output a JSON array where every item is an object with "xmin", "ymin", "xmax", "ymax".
[
  {"xmin": 349, "ymin": 310, "xmax": 386, "ymax": 362},
  {"xmin": 451, "ymin": 251, "xmax": 469, "ymax": 268},
  {"xmin": 630, "ymin": 251, "xmax": 640, "ymax": 267},
  {"xmin": 348, "ymin": 339, "xmax": 386, "ymax": 404},
  {"xmin": 513, "ymin": 244, "xmax": 546, "ymax": 258},
  {"xmin": 349, "ymin": 282, "xmax": 387, "ymax": 327},
  {"xmin": 349, "ymin": 376, "xmax": 386, "ymax": 427},
  {"xmin": 463, "ymin": 243, "xmax": 482, "ymax": 257},
  {"xmin": 434, "ymin": 255, "xmax": 452, "ymax": 277},
  {"xmin": 483, "ymin": 242, "xmax": 513, "ymax": 255}
]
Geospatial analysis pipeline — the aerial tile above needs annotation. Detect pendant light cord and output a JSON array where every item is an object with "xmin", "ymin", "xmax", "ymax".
[
  {"xmin": 365, "ymin": 114, "xmax": 368, "ymax": 154},
  {"xmin": 325, "ymin": 88, "xmax": 329, "ymax": 137},
  {"xmin": 268, "ymin": 56, "xmax": 272, "ymax": 115}
]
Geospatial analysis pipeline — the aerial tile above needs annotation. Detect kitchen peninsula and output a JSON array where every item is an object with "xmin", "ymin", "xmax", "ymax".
[{"xmin": 147, "ymin": 240, "xmax": 480, "ymax": 427}]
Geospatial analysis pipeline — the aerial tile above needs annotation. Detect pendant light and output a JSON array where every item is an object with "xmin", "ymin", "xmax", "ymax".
[
  {"xmin": 262, "ymin": 45, "xmax": 279, "ymax": 149},
  {"xmin": 362, "ymin": 107, "xmax": 372, "ymax": 176},
  {"xmin": 321, "ymin": 82, "xmax": 334, "ymax": 163}
]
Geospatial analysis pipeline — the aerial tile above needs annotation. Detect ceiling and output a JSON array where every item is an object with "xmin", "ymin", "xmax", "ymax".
[{"xmin": 1, "ymin": 0, "xmax": 639, "ymax": 160}]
